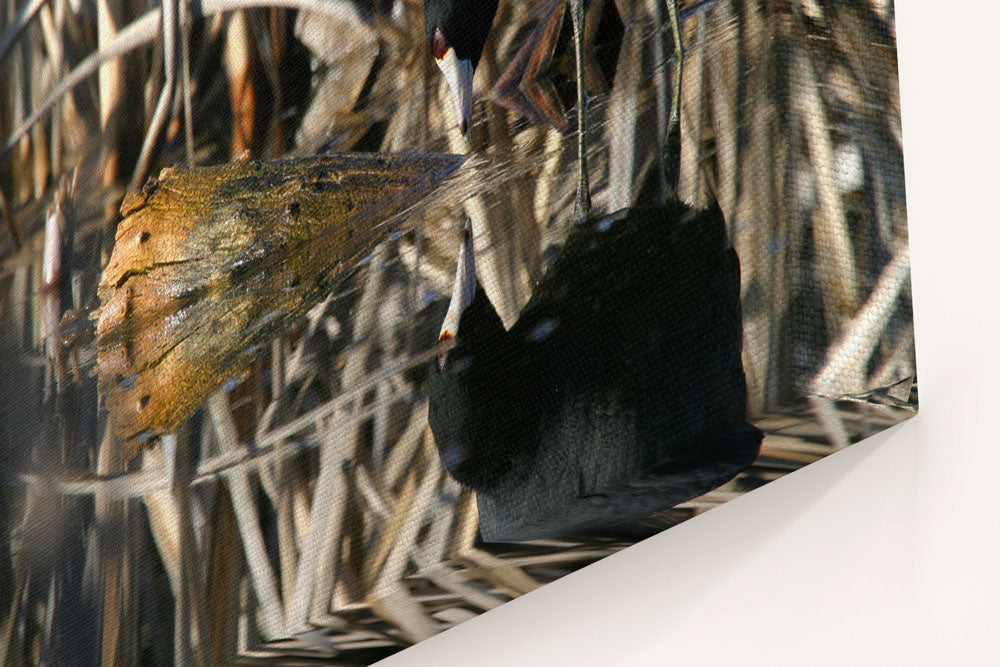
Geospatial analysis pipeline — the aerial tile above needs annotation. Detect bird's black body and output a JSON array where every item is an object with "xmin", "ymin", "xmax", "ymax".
[
  {"xmin": 428, "ymin": 201, "xmax": 762, "ymax": 541},
  {"xmin": 423, "ymin": 0, "xmax": 500, "ymax": 67}
]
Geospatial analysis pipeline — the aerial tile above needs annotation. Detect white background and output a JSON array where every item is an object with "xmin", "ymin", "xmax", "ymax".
[{"xmin": 383, "ymin": 2, "xmax": 1000, "ymax": 664}]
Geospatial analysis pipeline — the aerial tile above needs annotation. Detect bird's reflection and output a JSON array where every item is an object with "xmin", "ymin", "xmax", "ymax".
[{"xmin": 429, "ymin": 198, "xmax": 761, "ymax": 542}]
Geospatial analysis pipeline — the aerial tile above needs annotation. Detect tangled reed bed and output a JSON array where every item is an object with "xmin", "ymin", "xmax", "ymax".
[{"xmin": 0, "ymin": 0, "xmax": 913, "ymax": 663}]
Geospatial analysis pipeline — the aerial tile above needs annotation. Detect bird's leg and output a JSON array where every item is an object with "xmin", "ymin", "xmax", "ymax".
[
  {"xmin": 664, "ymin": 0, "xmax": 684, "ymax": 194},
  {"xmin": 569, "ymin": 0, "xmax": 591, "ymax": 221}
]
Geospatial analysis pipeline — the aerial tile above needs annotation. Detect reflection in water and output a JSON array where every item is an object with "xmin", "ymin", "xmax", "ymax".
[
  {"xmin": 0, "ymin": 1, "xmax": 913, "ymax": 663},
  {"xmin": 429, "ymin": 200, "xmax": 762, "ymax": 542}
]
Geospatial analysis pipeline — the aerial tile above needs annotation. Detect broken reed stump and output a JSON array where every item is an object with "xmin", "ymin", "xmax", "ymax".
[{"xmin": 94, "ymin": 152, "xmax": 463, "ymax": 461}]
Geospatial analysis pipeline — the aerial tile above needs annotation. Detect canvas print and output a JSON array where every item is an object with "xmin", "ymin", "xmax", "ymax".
[{"xmin": 0, "ymin": 0, "xmax": 914, "ymax": 664}]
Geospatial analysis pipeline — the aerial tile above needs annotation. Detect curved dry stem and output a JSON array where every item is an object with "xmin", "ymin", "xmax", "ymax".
[
  {"xmin": 0, "ymin": 0, "xmax": 385, "ymax": 160},
  {"xmin": 0, "ymin": 0, "xmax": 46, "ymax": 65}
]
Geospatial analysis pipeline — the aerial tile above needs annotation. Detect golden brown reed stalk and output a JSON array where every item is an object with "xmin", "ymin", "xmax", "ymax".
[
  {"xmin": 96, "ymin": 0, "xmax": 125, "ymax": 222},
  {"xmin": 94, "ymin": 151, "xmax": 463, "ymax": 461},
  {"xmin": 223, "ymin": 10, "xmax": 258, "ymax": 158},
  {"xmin": 41, "ymin": 172, "xmax": 76, "ymax": 395}
]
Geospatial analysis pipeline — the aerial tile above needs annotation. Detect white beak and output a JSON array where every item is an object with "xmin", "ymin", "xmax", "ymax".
[
  {"xmin": 438, "ymin": 220, "xmax": 476, "ymax": 366},
  {"xmin": 435, "ymin": 47, "xmax": 475, "ymax": 141}
]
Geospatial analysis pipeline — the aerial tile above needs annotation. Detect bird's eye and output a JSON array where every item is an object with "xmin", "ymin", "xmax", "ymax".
[{"xmin": 432, "ymin": 27, "xmax": 451, "ymax": 60}]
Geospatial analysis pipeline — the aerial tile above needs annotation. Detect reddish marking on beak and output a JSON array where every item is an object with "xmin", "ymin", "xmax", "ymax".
[
  {"xmin": 433, "ymin": 27, "xmax": 450, "ymax": 60},
  {"xmin": 437, "ymin": 331, "xmax": 454, "ymax": 370}
]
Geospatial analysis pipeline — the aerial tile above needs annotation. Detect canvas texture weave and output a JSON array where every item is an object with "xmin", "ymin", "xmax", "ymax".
[{"xmin": 0, "ymin": 1, "xmax": 913, "ymax": 664}]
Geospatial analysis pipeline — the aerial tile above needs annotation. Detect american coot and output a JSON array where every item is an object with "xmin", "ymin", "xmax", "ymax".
[
  {"xmin": 425, "ymin": 0, "xmax": 684, "ymax": 218},
  {"xmin": 425, "ymin": 0, "xmax": 685, "ymax": 218},
  {"xmin": 423, "ymin": 0, "xmax": 587, "ymax": 214},
  {"xmin": 423, "ymin": 0, "xmax": 501, "ymax": 140},
  {"xmin": 428, "ymin": 201, "xmax": 763, "ymax": 542}
]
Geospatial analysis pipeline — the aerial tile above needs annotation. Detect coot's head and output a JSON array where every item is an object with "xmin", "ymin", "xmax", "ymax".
[
  {"xmin": 430, "ymin": 221, "xmax": 527, "ymax": 489},
  {"xmin": 424, "ymin": 0, "xmax": 500, "ymax": 139},
  {"xmin": 435, "ymin": 220, "xmax": 480, "ymax": 371}
]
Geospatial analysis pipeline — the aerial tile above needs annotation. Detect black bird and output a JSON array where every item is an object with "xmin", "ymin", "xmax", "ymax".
[
  {"xmin": 424, "ymin": 0, "xmax": 684, "ymax": 219},
  {"xmin": 423, "ymin": 0, "xmax": 501, "ymax": 140},
  {"xmin": 428, "ymin": 202, "xmax": 763, "ymax": 542},
  {"xmin": 423, "ymin": 0, "xmax": 686, "ymax": 217},
  {"xmin": 423, "ymin": 0, "xmax": 591, "ymax": 214}
]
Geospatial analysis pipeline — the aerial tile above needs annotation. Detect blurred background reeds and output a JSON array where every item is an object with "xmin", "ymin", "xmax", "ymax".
[{"xmin": 0, "ymin": 0, "xmax": 914, "ymax": 664}]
